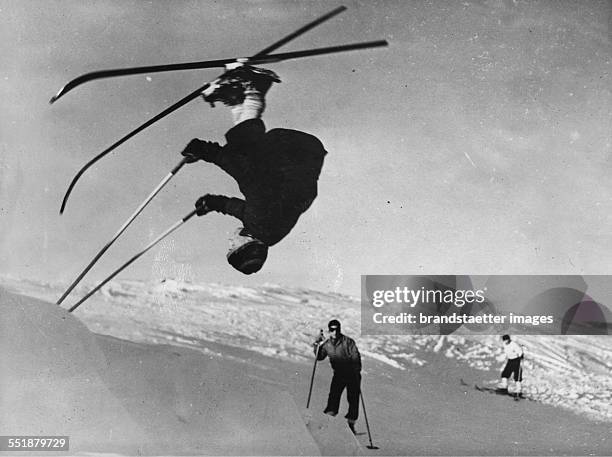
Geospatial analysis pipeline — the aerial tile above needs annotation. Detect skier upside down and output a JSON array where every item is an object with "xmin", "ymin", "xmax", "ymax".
[{"xmin": 181, "ymin": 65, "xmax": 327, "ymax": 274}]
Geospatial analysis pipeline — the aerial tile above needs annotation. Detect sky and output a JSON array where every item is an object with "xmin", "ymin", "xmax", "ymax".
[{"xmin": 1, "ymin": 0, "xmax": 612, "ymax": 298}]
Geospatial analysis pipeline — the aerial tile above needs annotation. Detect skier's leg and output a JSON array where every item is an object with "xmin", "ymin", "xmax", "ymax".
[
  {"xmin": 345, "ymin": 373, "xmax": 360, "ymax": 422},
  {"xmin": 513, "ymin": 359, "xmax": 522, "ymax": 393},
  {"xmin": 499, "ymin": 361, "xmax": 511, "ymax": 390},
  {"xmin": 231, "ymin": 90, "xmax": 265, "ymax": 125},
  {"xmin": 324, "ymin": 372, "xmax": 345, "ymax": 416}
]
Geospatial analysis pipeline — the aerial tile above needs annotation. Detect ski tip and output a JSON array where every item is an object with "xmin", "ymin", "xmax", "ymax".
[
  {"xmin": 50, "ymin": 87, "xmax": 66, "ymax": 104},
  {"xmin": 60, "ymin": 183, "xmax": 75, "ymax": 215},
  {"xmin": 326, "ymin": 5, "xmax": 347, "ymax": 15}
]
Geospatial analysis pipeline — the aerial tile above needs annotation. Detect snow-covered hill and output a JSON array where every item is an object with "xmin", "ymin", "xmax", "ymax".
[{"xmin": 2, "ymin": 276, "xmax": 611, "ymax": 422}]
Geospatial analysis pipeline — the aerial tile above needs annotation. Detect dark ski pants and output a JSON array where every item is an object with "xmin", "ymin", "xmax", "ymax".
[
  {"xmin": 324, "ymin": 371, "xmax": 361, "ymax": 421},
  {"xmin": 501, "ymin": 357, "xmax": 522, "ymax": 381}
]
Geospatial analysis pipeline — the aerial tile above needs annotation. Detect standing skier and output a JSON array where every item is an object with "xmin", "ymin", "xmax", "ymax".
[
  {"xmin": 313, "ymin": 319, "xmax": 362, "ymax": 434},
  {"xmin": 180, "ymin": 65, "xmax": 327, "ymax": 274},
  {"xmin": 498, "ymin": 334, "xmax": 523, "ymax": 394}
]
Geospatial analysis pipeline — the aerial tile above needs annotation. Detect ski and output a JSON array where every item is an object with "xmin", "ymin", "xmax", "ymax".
[
  {"xmin": 474, "ymin": 384, "xmax": 528, "ymax": 401},
  {"xmin": 50, "ymin": 41, "xmax": 387, "ymax": 104}
]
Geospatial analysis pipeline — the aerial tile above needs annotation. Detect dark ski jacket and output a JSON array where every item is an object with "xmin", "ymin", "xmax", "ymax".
[
  {"xmin": 195, "ymin": 119, "xmax": 327, "ymax": 246},
  {"xmin": 316, "ymin": 334, "xmax": 362, "ymax": 375}
]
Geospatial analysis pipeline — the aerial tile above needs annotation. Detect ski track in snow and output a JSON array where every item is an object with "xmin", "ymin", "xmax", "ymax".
[{"xmin": 3, "ymin": 276, "xmax": 611, "ymax": 423}]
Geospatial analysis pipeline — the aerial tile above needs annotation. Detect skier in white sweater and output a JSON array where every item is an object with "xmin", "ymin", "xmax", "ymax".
[{"xmin": 499, "ymin": 334, "xmax": 524, "ymax": 393}]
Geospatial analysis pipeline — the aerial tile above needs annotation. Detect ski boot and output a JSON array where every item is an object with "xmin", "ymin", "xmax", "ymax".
[
  {"xmin": 202, "ymin": 64, "xmax": 281, "ymax": 107},
  {"xmin": 347, "ymin": 419, "xmax": 357, "ymax": 435}
]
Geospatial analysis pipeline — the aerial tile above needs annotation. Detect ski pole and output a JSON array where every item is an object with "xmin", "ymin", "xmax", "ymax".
[
  {"xmin": 68, "ymin": 209, "xmax": 197, "ymax": 313},
  {"xmin": 57, "ymin": 158, "xmax": 189, "ymax": 305},
  {"xmin": 516, "ymin": 356, "xmax": 524, "ymax": 400},
  {"xmin": 360, "ymin": 390, "xmax": 379, "ymax": 450},
  {"xmin": 306, "ymin": 332, "xmax": 326, "ymax": 409}
]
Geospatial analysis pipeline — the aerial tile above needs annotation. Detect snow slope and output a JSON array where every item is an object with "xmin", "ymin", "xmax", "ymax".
[
  {"xmin": 1, "ymin": 286, "xmax": 370, "ymax": 455},
  {"xmin": 3, "ymin": 276, "xmax": 611, "ymax": 424}
]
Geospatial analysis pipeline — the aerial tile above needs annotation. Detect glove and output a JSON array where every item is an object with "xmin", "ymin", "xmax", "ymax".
[
  {"xmin": 181, "ymin": 139, "xmax": 220, "ymax": 163},
  {"xmin": 195, "ymin": 194, "xmax": 227, "ymax": 216},
  {"xmin": 313, "ymin": 329, "xmax": 324, "ymax": 345}
]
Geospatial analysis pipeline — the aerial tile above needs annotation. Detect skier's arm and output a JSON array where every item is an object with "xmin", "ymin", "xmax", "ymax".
[
  {"xmin": 315, "ymin": 342, "xmax": 328, "ymax": 361},
  {"xmin": 195, "ymin": 194, "xmax": 245, "ymax": 222},
  {"xmin": 181, "ymin": 120, "xmax": 265, "ymax": 178},
  {"xmin": 213, "ymin": 118, "xmax": 267, "ymax": 178},
  {"xmin": 181, "ymin": 139, "xmax": 249, "ymax": 182},
  {"xmin": 347, "ymin": 338, "xmax": 362, "ymax": 372},
  {"xmin": 511, "ymin": 341, "xmax": 523, "ymax": 359}
]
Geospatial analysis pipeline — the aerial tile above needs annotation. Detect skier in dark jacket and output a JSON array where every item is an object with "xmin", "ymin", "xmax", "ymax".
[
  {"xmin": 313, "ymin": 319, "xmax": 362, "ymax": 434},
  {"xmin": 181, "ymin": 65, "xmax": 327, "ymax": 274}
]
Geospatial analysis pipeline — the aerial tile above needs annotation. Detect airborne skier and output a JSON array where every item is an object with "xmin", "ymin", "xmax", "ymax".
[
  {"xmin": 180, "ymin": 65, "xmax": 327, "ymax": 274},
  {"xmin": 51, "ymin": 6, "xmax": 387, "ymax": 311}
]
